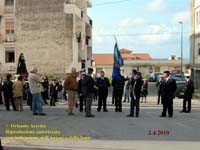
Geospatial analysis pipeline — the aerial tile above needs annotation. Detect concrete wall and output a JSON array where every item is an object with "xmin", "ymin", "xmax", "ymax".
[
  {"xmin": 15, "ymin": 0, "xmax": 73, "ymax": 75},
  {"xmin": 0, "ymin": 0, "xmax": 3, "ymax": 16}
]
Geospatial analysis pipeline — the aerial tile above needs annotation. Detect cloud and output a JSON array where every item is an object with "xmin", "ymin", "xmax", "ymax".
[
  {"xmin": 93, "ymin": 28, "xmax": 105, "ymax": 43},
  {"xmin": 139, "ymin": 24, "xmax": 174, "ymax": 44},
  {"xmin": 146, "ymin": 0, "xmax": 166, "ymax": 12},
  {"xmin": 119, "ymin": 17, "xmax": 149, "ymax": 27},
  {"xmin": 172, "ymin": 11, "xmax": 190, "ymax": 23}
]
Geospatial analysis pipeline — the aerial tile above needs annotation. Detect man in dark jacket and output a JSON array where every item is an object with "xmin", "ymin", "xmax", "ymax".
[
  {"xmin": 42, "ymin": 77, "xmax": 49, "ymax": 104},
  {"xmin": 96, "ymin": 71, "xmax": 110, "ymax": 112},
  {"xmin": 78, "ymin": 73, "xmax": 85, "ymax": 112},
  {"xmin": 2, "ymin": 74, "xmax": 16, "ymax": 111},
  {"xmin": 160, "ymin": 71, "xmax": 177, "ymax": 118},
  {"xmin": 50, "ymin": 79, "xmax": 58, "ymax": 106},
  {"xmin": 156, "ymin": 76, "xmax": 165, "ymax": 105},
  {"xmin": 112, "ymin": 77, "xmax": 125, "ymax": 112},
  {"xmin": 0, "ymin": 80, "xmax": 3, "ymax": 105},
  {"xmin": 127, "ymin": 69, "xmax": 143, "ymax": 117},
  {"xmin": 180, "ymin": 76, "xmax": 194, "ymax": 113},
  {"xmin": 82, "ymin": 68, "xmax": 95, "ymax": 117}
]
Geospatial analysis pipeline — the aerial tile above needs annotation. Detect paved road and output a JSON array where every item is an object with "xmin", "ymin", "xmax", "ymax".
[{"xmin": 0, "ymin": 97, "xmax": 200, "ymax": 150}]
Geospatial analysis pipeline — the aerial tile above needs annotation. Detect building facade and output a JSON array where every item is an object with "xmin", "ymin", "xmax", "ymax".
[
  {"xmin": 0, "ymin": 0, "xmax": 92, "ymax": 77},
  {"xmin": 190, "ymin": 0, "xmax": 200, "ymax": 89},
  {"xmin": 93, "ymin": 49, "xmax": 189, "ymax": 78}
]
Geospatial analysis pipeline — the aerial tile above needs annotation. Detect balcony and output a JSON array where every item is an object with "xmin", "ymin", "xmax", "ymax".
[
  {"xmin": 64, "ymin": 2, "xmax": 82, "ymax": 19},
  {"xmin": 4, "ymin": 6, "xmax": 14, "ymax": 14},
  {"xmin": 5, "ymin": 34, "xmax": 16, "ymax": 43},
  {"xmin": 87, "ymin": 0, "xmax": 92, "ymax": 8},
  {"xmin": 85, "ymin": 14, "xmax": 91, "ymax": 25}
]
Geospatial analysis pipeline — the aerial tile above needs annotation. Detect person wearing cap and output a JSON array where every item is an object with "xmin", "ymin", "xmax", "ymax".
[
  {"xmin": 180, "ymin": 76, "xmax": 194, "ymax": 113},
  {"xmin": 82, "ymin": 68, "xmax": 95, "ymax": 117},
  {"xmin": 127, "ymin": 69, "xmax": 143, "ymax": 117},
  {"xmin": 64, "ymin": 68, "xmax": 78, "ymax": 115},
  {"xmin": 28, "ymin": 67, "xmax": 46, "ymax": 116},
  {"xmin": 160, "ymin": 71, "xmax": 177, "ymax": 118},
  {"xmin": 96, "ymin": 71, "xmax": 110, "ymax": 112}
]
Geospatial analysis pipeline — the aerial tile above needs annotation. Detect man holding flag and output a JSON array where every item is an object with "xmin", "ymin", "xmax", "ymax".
[{"xmin": 112, "ymin": 41, "xmax": 126, "ymax": 112}]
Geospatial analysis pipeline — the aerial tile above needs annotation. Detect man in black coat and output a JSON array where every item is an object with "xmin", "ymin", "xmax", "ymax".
[
  {"xmin": 127, "ymin": 69, "xmax": 143, "ymax": 117},
  {"xmin": 2, "ymin": 74, "xmax": 16, "ymax": 111},
  {"xmin": 160, "ymin": 71, "xmax": 177, "ymax": 118},
  {"xmin": 82, "ymin": 68, "xmax": 95, "ymax": 117},
  {"xmin": 96, "ymin": 71, "xmax": 110, "ymax": 112},
  {"xmin": 180, "ymin": 76, "xmax": 194, "ymax": 113},
  {"xmin": 78, "ymin": 73, "xmax": 85, "ymax": 112},
  {"xmin": 112, "ymin": 78, "xmax": 125, "ymax": 112}
]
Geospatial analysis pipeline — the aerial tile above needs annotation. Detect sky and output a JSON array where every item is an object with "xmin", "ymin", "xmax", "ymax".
[{"xmin": 88, "ymin": 0, "xmax": 190, "ymax": 60}]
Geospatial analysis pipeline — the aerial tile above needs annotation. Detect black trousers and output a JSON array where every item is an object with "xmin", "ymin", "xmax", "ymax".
[
  {"xmin": 130, "ymin": 96, "xmax": 140, "ymax": 116},
  {"xmin": 97, "ymin": 92, "xmax": 108, "ymax": 111},
  {"xmin": 112, "ymin": 90, "xmax": 115, "ymax": 105},
  {"xmin": 114, "ymin": 90, "xmax": 123, "ymax": 111},
  {"xmin": 183, "ymin": 98, "xmax": 191, "ymax": 112},
  {"xmin": 4, "ymin": 95, "xmax": 16, "ymax": 111},
  {"xmin": 157, "ymin": 91, "xmax": 161, "ymax": 104},
  {"xmin": 42, "ymin": 92, "xmax": 48, "ymax": 104},
  {"xmin": 79, "ymin": 96, "xmax": 85, "ymax": 112},
  {"xmin": 0, "ymin": 92, "xmax": 3, "ymax": 105},
  {"xmin": 50, "ymin": 95, "xmax": 57, "ymax": 106},
  {"xmin": 162, "ymin": 99, "xmax": 173, "ymax": 117}
]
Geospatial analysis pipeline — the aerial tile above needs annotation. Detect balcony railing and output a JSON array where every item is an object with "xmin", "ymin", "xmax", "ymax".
[
  {"xmin": 5, "ymin": 34, "xmax": 16, "ymax": 42},
  {"xmin": 4, "ymin": 6, "xmax": 14, "ymax": 14}
]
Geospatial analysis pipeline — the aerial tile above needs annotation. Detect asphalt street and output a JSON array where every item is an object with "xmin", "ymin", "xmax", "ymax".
[{"xmin": 0, "ymin": 95, "xmax": 200, "ymax": 150}]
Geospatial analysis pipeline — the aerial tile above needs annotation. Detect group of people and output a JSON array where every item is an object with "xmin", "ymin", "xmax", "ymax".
[
  {"xmin": 0, "ymin": 67, "xmax": 195, "ymax": 118},
  {"xmin": 156, "ymin": 72, "xmax": 194, "ymax": 115}
]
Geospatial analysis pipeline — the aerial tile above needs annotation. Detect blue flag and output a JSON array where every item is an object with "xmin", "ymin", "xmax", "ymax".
[{"xmin": 112, "ymin": 42, "xmax": 124, "ymax": 81}]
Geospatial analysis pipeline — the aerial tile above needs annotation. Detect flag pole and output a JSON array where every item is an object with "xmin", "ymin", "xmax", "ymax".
[{"xmin": 114, "ymin": 35, "xmax": 117, "ymax": 43}]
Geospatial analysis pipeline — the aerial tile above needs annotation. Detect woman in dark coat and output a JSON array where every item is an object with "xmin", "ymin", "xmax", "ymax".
[{"xmin": 17, "ymin": 53, "xmax": 28, "ymax": 78}]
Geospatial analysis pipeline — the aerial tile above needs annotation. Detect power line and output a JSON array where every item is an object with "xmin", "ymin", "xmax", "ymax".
[
  {"xmin": 92, "ymin": 0, "xmax": 134, "ymax": 7},
  {"xmin": 93, "ymin": 32, "xmax": 189, "ymax": 37}
]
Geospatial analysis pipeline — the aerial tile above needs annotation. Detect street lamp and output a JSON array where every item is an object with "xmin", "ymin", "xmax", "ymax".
[{"xmin": 179, "ymin": 21, "xmax": 183, "ymax": 79}]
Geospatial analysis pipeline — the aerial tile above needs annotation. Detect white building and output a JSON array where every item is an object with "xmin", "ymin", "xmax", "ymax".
[{"xmin": 190, "ymin": 0, "xmax": 200, "ymax": 89}]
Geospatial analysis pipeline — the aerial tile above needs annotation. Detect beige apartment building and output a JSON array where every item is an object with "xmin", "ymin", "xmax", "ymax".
[
  {"xmin": 190, "ymin": 0, "xmax": 200, "ymax": 89},
  {"xmin": 0, "ymin": 0, "xmax": 92, "ymax": 77}
]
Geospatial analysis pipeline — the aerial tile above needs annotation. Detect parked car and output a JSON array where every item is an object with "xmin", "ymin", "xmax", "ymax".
[
  {"xmin": 149, "ymin": 72, "xmax": 163, "ymax": 82},
  {"xmin": 174, "ymin": 80, "xmax": 186, "ymax": 98},
  {"xmin": 171, "ymin": 70, "xmax": 184, "ymax": 80}
]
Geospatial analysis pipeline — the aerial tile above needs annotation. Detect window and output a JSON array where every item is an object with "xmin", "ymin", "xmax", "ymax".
[
  {"xmin": 155, "ymin": 67, "xmax": 160, "ymax": 72},
  {"xmin": 5, "ymin": 50, "xmax": 15, "ymax": 63},
  {"xmin": 6, "ymin": 29, "xmax": 14, "ymax": 34},
  {"xmin": 5, "ymin": 0, "xmax": 14, "ymax": 6},
  {"xmin": 196, "ymin": 11, "xmax": 199, "ymax": 26}
]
